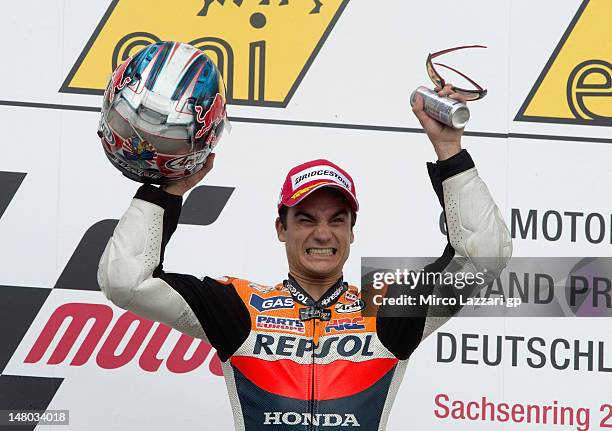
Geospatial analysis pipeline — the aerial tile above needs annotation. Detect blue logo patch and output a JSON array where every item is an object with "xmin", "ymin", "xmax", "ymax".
[
  {"xmin": 249, "ymin": 294, "xmax": 294, "ymax": 312},
  {"xmin": 325, "ymin": 317, "xmax": 366, "ymax": 333}
]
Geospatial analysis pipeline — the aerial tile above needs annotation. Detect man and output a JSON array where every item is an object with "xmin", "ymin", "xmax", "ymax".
[{"xmin": 98, "ymin": 86, "xmax": 512, "ymax": 430}]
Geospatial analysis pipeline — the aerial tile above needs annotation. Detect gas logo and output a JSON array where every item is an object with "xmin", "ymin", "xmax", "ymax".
[{"xmin": 60, "ymin": 0, "xmax": 349, "ymax": 107}]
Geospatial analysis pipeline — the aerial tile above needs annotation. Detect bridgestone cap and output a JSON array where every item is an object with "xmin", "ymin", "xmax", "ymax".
[{"xmin": 278, "ymin": 159, "xmax": 358, "ymax": 212}]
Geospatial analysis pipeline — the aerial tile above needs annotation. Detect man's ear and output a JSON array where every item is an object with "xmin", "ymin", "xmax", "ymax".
[{"xmin": 275, "ymin": 217, "xmax": 286, "ymax": 242}]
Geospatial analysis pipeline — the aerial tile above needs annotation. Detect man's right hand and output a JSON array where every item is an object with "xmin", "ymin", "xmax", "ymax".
[
  {"xmin": 161, "ymin": 153, "xmax": 216, "ymax": 196},
  {"xmin": 412, "ymin": 84, "xmax": 468, "ymax": 161}
]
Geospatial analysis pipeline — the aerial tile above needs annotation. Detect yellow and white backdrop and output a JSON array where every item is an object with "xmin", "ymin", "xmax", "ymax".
[{"xmin": 0, "ymin": 0, "xmax": 610, "ymax": 429}]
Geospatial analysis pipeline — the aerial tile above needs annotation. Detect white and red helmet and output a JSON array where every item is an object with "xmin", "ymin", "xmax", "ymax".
[{"xmin": 98, "ymin": 41, "xmax": 228, "ymax": 184}]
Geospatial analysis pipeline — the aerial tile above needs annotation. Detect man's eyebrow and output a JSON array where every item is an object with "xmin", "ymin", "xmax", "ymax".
[
  {"xmin": 292, "ymin": 209, "xmax": 349, "ymax": 219},
  {"xmin": 330, "ymin": 209, "xmax": 350, "ymax": 219},
  {"xmin": 293, "ymin": 210, "xmax": 315, "ymax": 219}
]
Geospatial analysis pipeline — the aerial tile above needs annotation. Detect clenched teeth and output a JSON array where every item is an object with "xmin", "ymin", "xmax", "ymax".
[{"xmin": 306, "ymin": 248, "xmax": 336, "ymax": 256}]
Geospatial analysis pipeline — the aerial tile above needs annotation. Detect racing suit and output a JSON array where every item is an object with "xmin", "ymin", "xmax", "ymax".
[{"xmin": 98, "ymin": 149, "xmax": 512, "ymax": 430}]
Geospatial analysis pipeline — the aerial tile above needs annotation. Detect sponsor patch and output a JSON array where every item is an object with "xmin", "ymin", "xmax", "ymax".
[
  {"xmin": 98, "ymin": 118, "xmax": 115, "ymax": 146},
  {"xmin": 335, "ymin": 300, "xmax": 365, "ymax": 314},
  {"xmin": 214, "ymin": 276, "xmax": 232, "ymax": 284},
  {"xmin": 319, "ymin": 283, "xmax": 347, "ymax": 307},
  {"xmin": 325, "ymin": 317, "xmax": 365, "ymax": 333},
  {"xmin": 249, "ymin": 282, "xmax": 275, "ymax": 293},
  {"xmin": 263, "ymin": 411, "xmax": 360, "ymax": 427},
  {"xmin": 284, "ymin": 281, "xmax": 311, "ymax": 305},
  {"xmin": 256, "ymin": 315, "xmax": 305, "ymax": 333},
  {"xmin": 162, "ymin": 150, "xmax": 208, "ymax": 172},
  {"xmin": 106, "ymin": 152, "xmax": 164, "ymax": 179},
  {"xmin": 253, "ymin": 333, "xmax": 374, "ymax": 358},
  {"xmin": 250, "ymin": 294, "xmax": 294, "ymax": 312},
  {"xmin": 194, "ymin": 93, "xmax": 226, "ymax": 140},
  {"xmin": 291, "ymin": 165, "xmax": 352, "ymax": 191},
  {"xmin": 290, "ymin": 181, "xmax": 328, "ymax": 200},
  {"xmin": 344, "ymin": 288, "xmax": 358, "ymax": 303}
]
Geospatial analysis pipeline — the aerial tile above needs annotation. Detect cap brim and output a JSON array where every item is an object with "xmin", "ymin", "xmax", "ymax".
[{"xmin": 283, "ymin": 181, "xmax": 359, "ymax": 212}]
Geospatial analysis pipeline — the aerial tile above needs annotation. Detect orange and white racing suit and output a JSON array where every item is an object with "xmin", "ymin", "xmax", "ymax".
[{"xmin": 98, "ymin": 149, "xmax": 512, "ymax": 430}]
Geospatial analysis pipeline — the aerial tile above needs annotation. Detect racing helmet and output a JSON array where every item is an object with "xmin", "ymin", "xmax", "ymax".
[{"xmin": 98, "ymin": 41, "xmax": 228, "ymax": 184}]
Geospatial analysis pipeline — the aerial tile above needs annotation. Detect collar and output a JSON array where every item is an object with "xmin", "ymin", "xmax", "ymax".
[{"xmin": 284, "ymin": 275, "xmax": 348, "ymax": 309}]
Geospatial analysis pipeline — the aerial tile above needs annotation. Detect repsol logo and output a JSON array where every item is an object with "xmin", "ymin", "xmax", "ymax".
[
  {"xmin": 253, "ymin": 334, "xmax": 374, "ymax": 358},
  {"xmin": 284, "ymin": 281, "xmax": 310, "ymax": 305},
  {"xmin": 263, "ymin": 411, "xmax": 360, "ymax": 427},
  {"xmin": 24, "ymin": 303, "xmax": 222, "ymax": 375},
  {"xmin": 440, "ymin": 209, "xmax": 612, "ymax": 244}
]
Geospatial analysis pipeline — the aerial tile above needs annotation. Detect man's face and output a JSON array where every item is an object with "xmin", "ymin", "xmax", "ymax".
[{"xmin": 276, "ymin": 188, "xmax": 354, "ymax": 280}]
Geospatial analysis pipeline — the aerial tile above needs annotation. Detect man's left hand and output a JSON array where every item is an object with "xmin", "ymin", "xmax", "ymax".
[{"xmin": 412, "ymin": 84, "xmax": 472, "ymax": 161}]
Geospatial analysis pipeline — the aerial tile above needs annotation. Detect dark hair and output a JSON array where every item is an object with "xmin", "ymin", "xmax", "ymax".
[{"xmin": 278, "ymin": 188, "xmax": 357, "ymax": 229}]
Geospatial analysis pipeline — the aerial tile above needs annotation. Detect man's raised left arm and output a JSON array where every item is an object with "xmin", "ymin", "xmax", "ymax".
[{"xmin": 375, "ymin": 86, "xmax": 512, "ymax": 359}]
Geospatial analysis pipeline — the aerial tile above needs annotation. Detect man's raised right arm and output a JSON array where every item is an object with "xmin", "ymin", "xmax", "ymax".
[
  {"xmin": 97, "ymin": 158, "xmax": 251, "ymax": 361},
  {"xmin": 97, "ymin": 185, "xmax": 210, "ymax": 340}
]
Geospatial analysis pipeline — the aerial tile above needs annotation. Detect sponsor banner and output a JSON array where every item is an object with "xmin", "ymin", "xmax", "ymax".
[
  {"xmin": 3, "ymin": 288, "xmax": 233, "ymax": 431},
  {"xmin": 505, "ymin": 138, "xmax": 612, "ymax": 255},
  {"xmin": 0, "ymin": 0, "xmax": 522, "ymax": 131},
  {"xmin": 440, "ymin": 207, "xmax": 612, "ymax": 246},
  {"xmin": 60, "ymin": 0, "xmax": 350, "ymax": 108},
  {"xmin": 5, "ymin": 289, "xmax": 222, "ymax": 377},
  {"xmin": 433, "ymin": 394, "xmax": 596, "ymax": 429},
  {"xmin": 515, "ymin": 0, "xmax": 611, "ymax": 126},
  {"xmin": 388, "ymin": 318, "xmax": 612, "ymax": 430},
  {"xmin": 436, "ymin": 331, "xmax": 612, "ymax": 372}
]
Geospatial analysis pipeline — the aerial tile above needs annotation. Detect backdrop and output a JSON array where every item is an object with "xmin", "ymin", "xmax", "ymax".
[{"xmin": 0, "ymin": 0, "xmax": 610, "ymax": 430}]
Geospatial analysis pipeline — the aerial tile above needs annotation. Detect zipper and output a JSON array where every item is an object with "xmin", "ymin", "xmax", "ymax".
[
  {"xmin": 285, "ymin": 276, "xmax": 345, "ymax": 430},
  {"xmin": 309, "ymin": 319, "xmax": 319, "ymax": 431}
]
